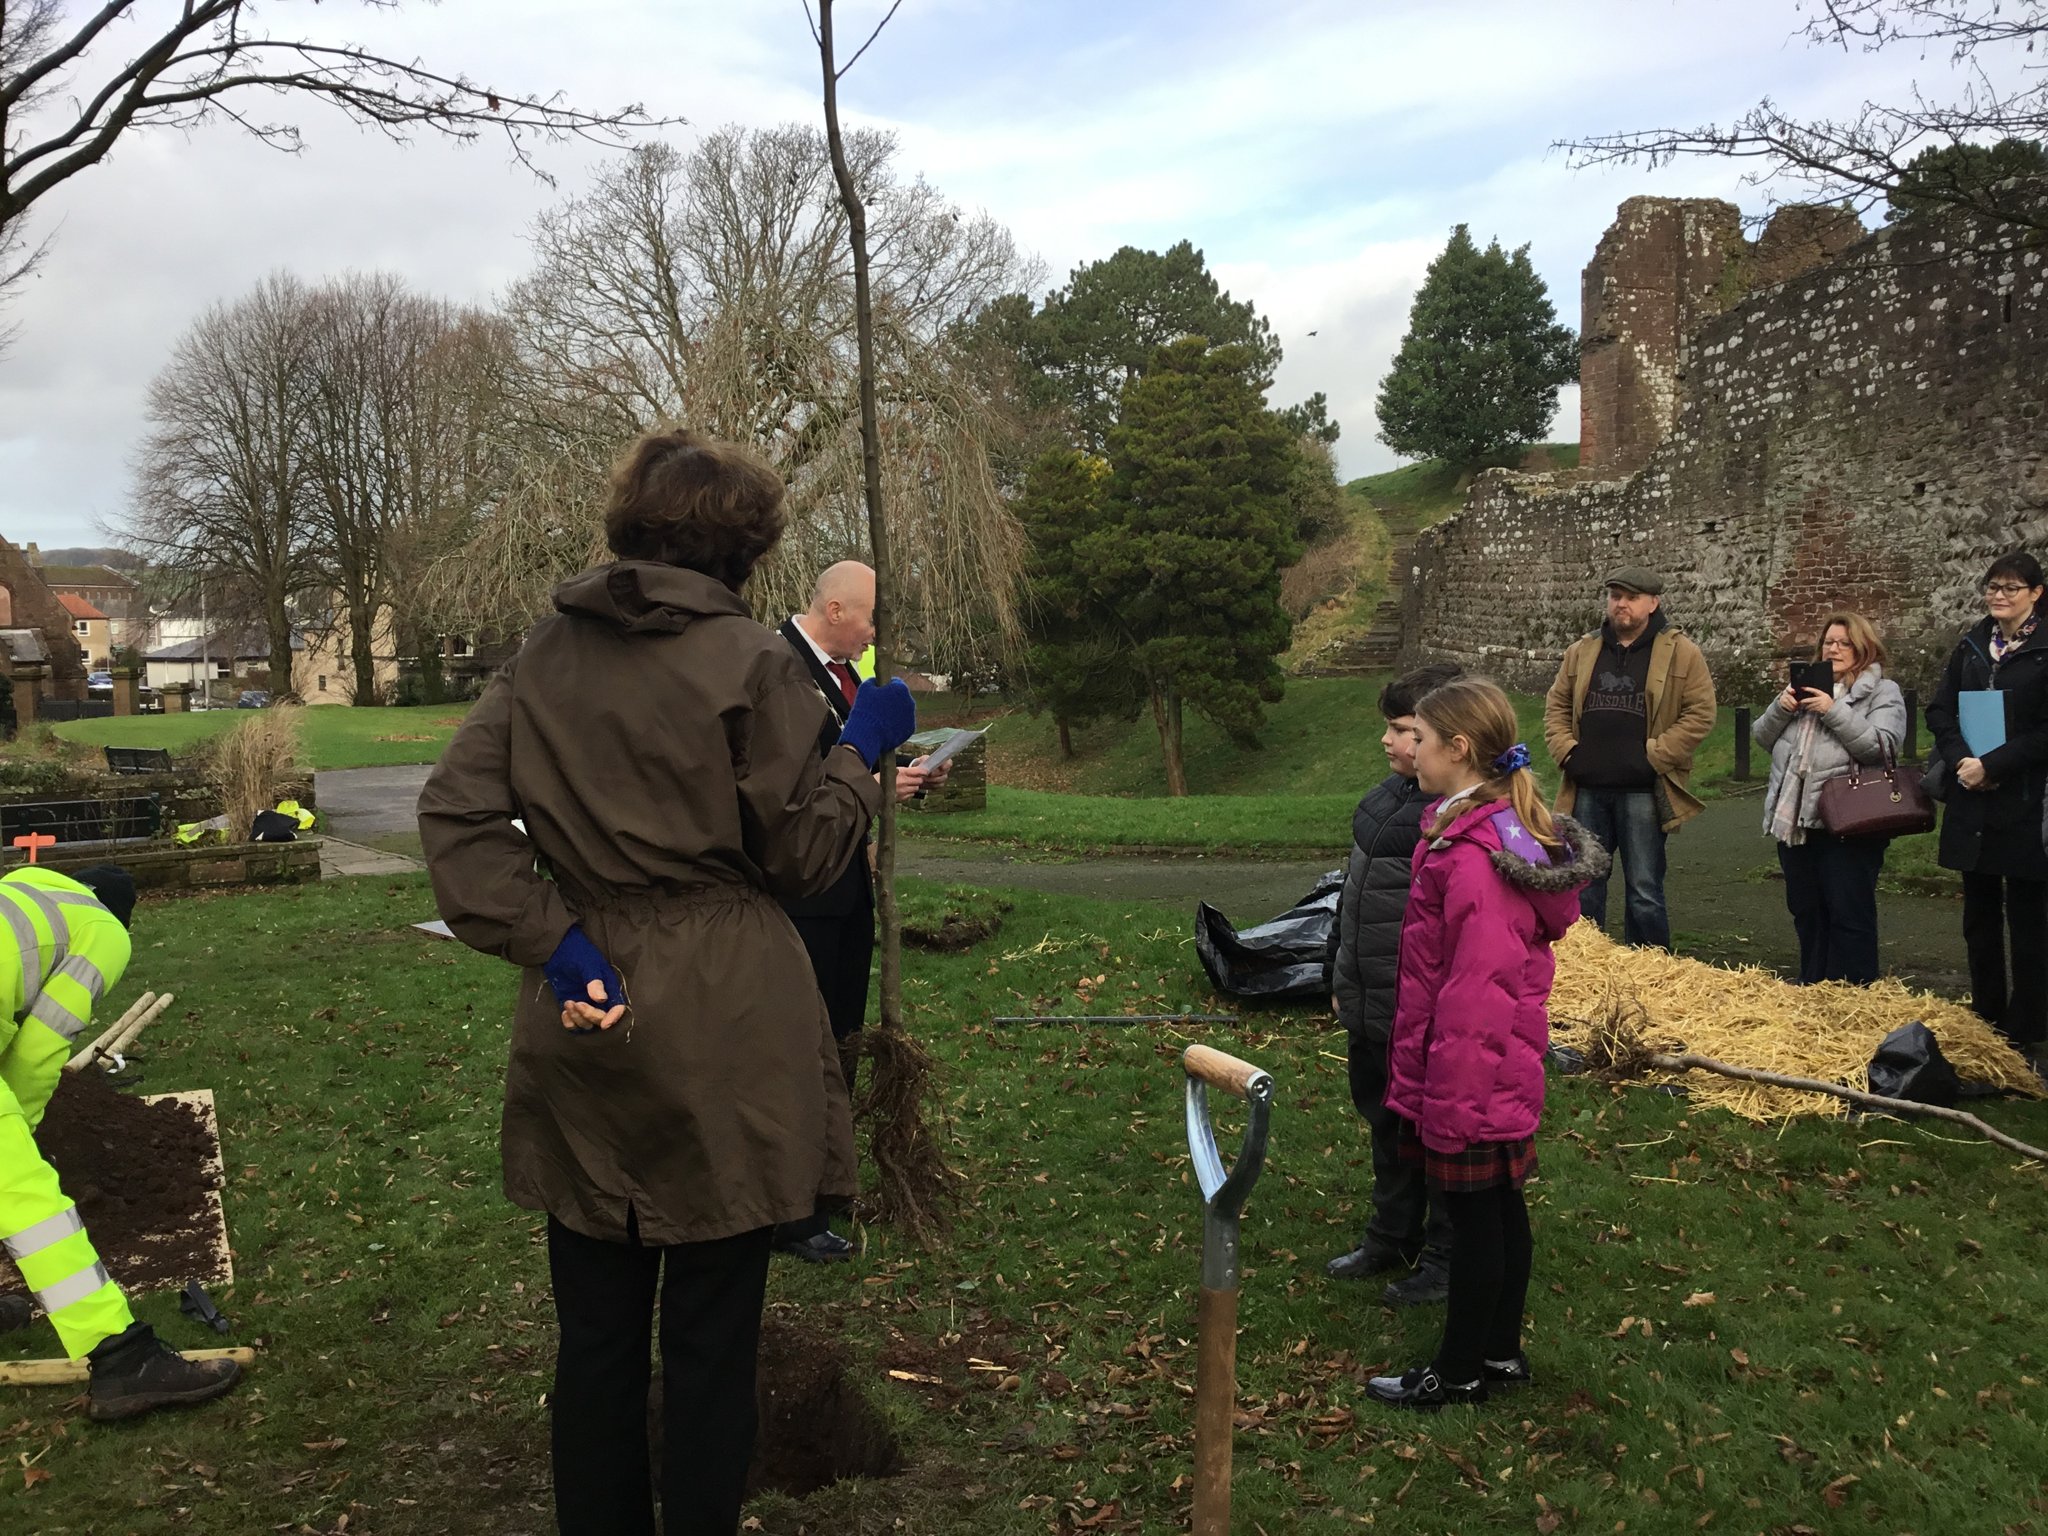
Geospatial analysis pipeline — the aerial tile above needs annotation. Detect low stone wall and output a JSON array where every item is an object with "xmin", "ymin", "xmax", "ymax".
[
  {"xmin": 0, "ymin": 769, "xmax": 316, "ymax": 838},
  {"xmin": 5, "ymin": 837, "xmax": 323, "ymax": 891},
  {"xmin": 901, "ymin": 731, "xmax": 988, "ymax": 814}
]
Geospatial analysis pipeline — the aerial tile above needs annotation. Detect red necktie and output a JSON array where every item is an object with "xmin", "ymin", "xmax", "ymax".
[{"xmin": 829, "ymin": 661, "xmax": 859, "ymax": 706}]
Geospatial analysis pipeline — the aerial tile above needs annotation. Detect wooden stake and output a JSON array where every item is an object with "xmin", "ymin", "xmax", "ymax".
[
  {"xmin": 0, "ymin": 1346, "xmax": 255, "ymax": 1387},
  {"xmin": 65, "ymin": 993, "xmax": 155, "ymax": 1070},
  {"xmin": 102, "ymin": 992, "xmax": 174, "ymax": 1061},
  {"xmin": 1650, "ymin": 1051, "xmax": 2048, "ymax": 1164}
]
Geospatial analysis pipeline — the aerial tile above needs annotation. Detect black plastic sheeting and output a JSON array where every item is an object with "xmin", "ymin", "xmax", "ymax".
[
  {"xmin": 1195, "ymin": 869, "xmax": 1345, "ymax": 1002},
  {"xmin": 1866, "ymin": 1021, "xmax": 1962, "ymax": 1107}
]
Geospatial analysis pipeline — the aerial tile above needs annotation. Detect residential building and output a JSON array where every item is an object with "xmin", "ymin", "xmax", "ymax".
[{"xmin": 56, "ymin": 593, "xmax": 113, "ymax": 670}]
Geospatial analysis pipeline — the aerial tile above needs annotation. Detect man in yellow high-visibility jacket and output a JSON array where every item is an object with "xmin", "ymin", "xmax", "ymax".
[{"xmin": 0, "ymin": 865, "xmax": 240, "ymax": 1422}]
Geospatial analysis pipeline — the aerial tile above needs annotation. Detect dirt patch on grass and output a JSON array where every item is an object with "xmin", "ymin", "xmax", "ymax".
[
  {"xmin": 9, "ymin": 1070, "xmax": 221, "ymax": 1296},
  {"xmin": 648, "ymin": 1314, "xmax": 903, "ymax": 1501},
  {"xmin": 874, "ymin": 1316, "xmax": 1031, "ymax": 1409}
]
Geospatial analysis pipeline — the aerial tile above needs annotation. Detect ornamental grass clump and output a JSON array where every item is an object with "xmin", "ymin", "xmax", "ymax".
[{"xmin": 207, "ymin": 705, "xmax": 304, "ymax": 840}]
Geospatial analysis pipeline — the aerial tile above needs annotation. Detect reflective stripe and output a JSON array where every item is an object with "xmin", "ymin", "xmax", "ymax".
[
  {"xmin": 28, "ymin": 990, "xmax": 90, "ymax": 1041},
  {"xmin": 34, "ymin": 1258, "xmax": 113, "ymax": 1314},
  {"xmin": 2, "ymin": 1205, "xmax": 84, "ymax": 1262},
  {"xmin": 1, "ymin": 894, "xmax": 44, "ymax": 1011},
  {"xmin": 53, "ymin": 952, "xmax": 107, "ymax": 1001}
]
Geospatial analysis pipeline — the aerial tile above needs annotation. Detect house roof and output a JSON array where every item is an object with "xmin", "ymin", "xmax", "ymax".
[
  {"xmin": 144, "ymin": 628, "xmax": 304, "ymax": 662},
  {"xmin": 0, "ymin": 629, "xmax": 50, "ymax": 663},
  {"xmin": 56, "ymin": 592, "xmax": 109, "ymax": 621},
  {"xmin": 37, "ymin": 563, "xmax": 139, "ymax": 590}
]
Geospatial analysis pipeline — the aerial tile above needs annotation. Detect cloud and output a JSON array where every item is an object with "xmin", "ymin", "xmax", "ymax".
[{"xmin": 0, "ymin": 0, "xmax": 2010, "ymax": 540}]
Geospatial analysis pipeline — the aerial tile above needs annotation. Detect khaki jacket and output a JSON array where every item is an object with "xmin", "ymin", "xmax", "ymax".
[
  {"xmin": 1542, "ymin": 623, "xmax": 1718, "ymax": 832},
  {"xmin": 418, "ymin": 562, "xmax": 881, "ymax": 1245}
]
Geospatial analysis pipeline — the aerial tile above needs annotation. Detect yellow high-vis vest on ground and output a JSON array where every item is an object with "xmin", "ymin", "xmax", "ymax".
[{"xmin": 0, "ymin": 868, "xmax": 136, "ymax": 1358}]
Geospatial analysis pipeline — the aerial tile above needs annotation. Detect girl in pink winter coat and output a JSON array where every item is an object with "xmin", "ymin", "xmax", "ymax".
[{"xmin": 1365, "ymin": 677, "xmax": 1608, "ymax": 1412}]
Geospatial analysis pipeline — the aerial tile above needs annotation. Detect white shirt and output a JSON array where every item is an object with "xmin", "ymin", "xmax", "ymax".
[{"xmin": 788, "ymin": 615, "xmax": 844, "ymax": 669}]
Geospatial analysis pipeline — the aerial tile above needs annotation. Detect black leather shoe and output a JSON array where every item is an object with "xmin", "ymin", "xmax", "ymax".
[
  {"xmin": 86, "ymin": 1323, "xmax": 240, "ymax": 1422},
  {"xmin": 775, "ymin": 1229, "xmax": 856, "ymax": 1264},
  {"xmin": 1326, "ymin": 1241, "xmax": 1414, "ymax": 1280},
  {"xmin": 1483, "ymin": 1352, "xmax": 1533, "ymax": 1388},
  {"xmin": 1366, "ymin": 1364, "xmax": 1488, "ymax": 1411},
  {"xmin": 1381, "ymin": 1262, "xmax": 1451, "ymax": 1308},
  {"xmin": 0, "ymin": 1294, "xmax": 32, "ymax": 1334}
]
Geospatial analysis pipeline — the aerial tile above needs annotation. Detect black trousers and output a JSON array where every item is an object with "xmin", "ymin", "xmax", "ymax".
[
  {"xmin": 1431, "ymin": 1185, "xmax": 1533, "ymax": 1385},
  {"xmin": 790, "ymin": 909, "xmax": 875, "ymax": 1056},
  {"xmin": 1776, "ymin": 833, "xmax": 1887, "ymax": 985},
  {"xmin": 547, "ymin": 1216, "xmax": 773, "ymax": 1536},
  {"xmin": 1346, "ymin": 1031, "xmax": 1453, "ymax": 1264},
  {"xmin": 1961, "ymin": 872, "xmax": 2048, "ymax": 1047}
]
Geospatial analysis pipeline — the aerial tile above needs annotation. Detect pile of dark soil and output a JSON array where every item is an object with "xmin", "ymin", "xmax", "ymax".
[
  {"xmin": 4, "ymin": 1070, "xmax": 223, "ymax": 1296},
  {"xmin": 901, "ymin": 910, "xmax": 1005, "ymax": 951}
]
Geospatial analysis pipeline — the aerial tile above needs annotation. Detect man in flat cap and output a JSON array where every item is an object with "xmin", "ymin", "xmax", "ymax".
[{"xmin": 1542, "ymin": 566, "xmax": 1717, "ymax": 950}]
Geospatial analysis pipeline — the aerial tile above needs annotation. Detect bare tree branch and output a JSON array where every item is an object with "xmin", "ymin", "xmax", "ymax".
[
  {"xmin": 1, "ymin": 1, "xmax": 673, "ymax": 312},
  {"xmin": 1556, "ymin": 0, "xmax": 2048, "ymax": 235}
]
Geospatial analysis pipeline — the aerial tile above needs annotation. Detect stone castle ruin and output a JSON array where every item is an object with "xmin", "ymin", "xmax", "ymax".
[{"xmin": 1399, "ymin": 192, "xmax": 2048, "ymax": 698}]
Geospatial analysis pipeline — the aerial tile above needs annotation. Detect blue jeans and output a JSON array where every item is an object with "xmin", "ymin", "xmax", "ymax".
[{"xmin": 1572, "ymin": 787, "xmax": 1670, "ymax": 951}]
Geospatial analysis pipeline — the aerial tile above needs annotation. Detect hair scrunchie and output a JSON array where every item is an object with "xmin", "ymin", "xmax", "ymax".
[{"xmin": 1493, "ymin": 743, "xmax": 1532, "ymax": 774}]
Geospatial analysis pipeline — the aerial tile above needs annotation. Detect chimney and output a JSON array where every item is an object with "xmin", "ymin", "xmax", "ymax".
[{"xmin": 25, "ymin": 543, "xmax": 41, "ymax": 564}]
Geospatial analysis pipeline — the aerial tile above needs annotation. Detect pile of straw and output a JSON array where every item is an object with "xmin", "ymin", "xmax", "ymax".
[{"xmin": 1549, "ymin": 922, "xmax": 2046, "ymax": 1122}]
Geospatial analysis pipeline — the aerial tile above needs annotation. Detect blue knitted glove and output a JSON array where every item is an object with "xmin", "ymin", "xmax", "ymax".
[
  {"xmin": 837, "ymin": 677, "xmax": 916, "ymax": 770},
  {"xmin": 543, "ymin": 925, "xmax": 622, "ymax": 1013}
]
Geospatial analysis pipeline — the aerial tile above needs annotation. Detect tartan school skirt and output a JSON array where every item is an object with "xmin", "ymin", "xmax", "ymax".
[{"xmin": 1397, "ymin": 1117, "xmax": 1538, "ymax": 1193}]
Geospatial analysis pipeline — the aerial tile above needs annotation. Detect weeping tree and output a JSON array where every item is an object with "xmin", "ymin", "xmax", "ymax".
[{"xmin": 420, "ymin": 125, "xmax": 1034, "ymax": 679}]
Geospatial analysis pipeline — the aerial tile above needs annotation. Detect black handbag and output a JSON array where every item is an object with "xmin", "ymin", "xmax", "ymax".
[{"xmin": 1817, "ymin": 745, "xmax": 1937, "ymax": 838}]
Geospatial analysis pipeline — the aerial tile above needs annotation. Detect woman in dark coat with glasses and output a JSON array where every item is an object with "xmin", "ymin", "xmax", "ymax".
[{"xmin": 1926, "ymin": 551, "xmax": 2048, "ymax": 1078}]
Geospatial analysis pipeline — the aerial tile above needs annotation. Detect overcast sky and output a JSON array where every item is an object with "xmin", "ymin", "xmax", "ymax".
[{"xmin": 0, "ymin": 0, "xmax": 1955, "ymax": 548}]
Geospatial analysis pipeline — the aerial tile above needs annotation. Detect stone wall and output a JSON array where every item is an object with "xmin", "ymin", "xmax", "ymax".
[{"xmin": 1402, "ymin": 195, "xmax": 2048, "ymax": 703}]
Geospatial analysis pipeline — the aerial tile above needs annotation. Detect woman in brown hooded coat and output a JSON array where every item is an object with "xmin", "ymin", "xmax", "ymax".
[{"xmin": 418, "ymin": 428, "xmax": 916, "ymax": 1536}]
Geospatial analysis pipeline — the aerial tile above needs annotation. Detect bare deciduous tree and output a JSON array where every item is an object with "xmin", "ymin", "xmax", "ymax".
[
  {"xmin": 0, "ymin": 0, "xmax": 665, "ymax": 318},
  {"xmin": 128, "ymin": 272, "xmax": 324, "ymax": 688},
  {"xmin": 303, "ymin": 275, "xmax": 507, "ymax": 702},
  {"xmin": 424, "ymin": 125, "xmax": 1034, "ymax": 674},
  {"xmin": 1559, "ymin": 1, "xmax": 2048, "ymax": 233}
]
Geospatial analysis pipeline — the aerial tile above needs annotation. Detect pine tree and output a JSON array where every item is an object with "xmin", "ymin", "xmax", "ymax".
[
  {"xmin": 1082, "ymin": 337, "xmax": 1300, "ymax": 795},
  {"xmin": 1015, "ymin": 448, "xmax": 1144, "ymax": 756},
  {"xmin": 1886, "ymin": 137, "xmax": 2048, "ymax": 223},
  {"xmin": 1375, "ymin": 225, "xmax": 1577, "ymax": 471}
]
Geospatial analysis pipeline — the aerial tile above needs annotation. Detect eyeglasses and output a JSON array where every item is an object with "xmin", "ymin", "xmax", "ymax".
[{"xmin": 1984, "ymin": 583, "xmax": 2034, "ymax": 597}]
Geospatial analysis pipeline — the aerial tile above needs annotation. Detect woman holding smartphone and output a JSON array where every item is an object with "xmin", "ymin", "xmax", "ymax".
[{"xmin": 1753, "ymin": 613, "xmax": 1905, "ymax": 985}]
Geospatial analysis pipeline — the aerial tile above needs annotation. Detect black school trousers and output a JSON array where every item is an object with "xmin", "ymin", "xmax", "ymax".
[{"xmin": 547, "ymin": 1215, "xmax": 773, "ymax": 1536}]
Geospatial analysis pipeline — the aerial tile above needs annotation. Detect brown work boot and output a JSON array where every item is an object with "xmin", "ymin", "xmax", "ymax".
[
  {"xmin": 0, "ymin": 1294, "xmax": 32, "ymax": 1334},
  {"xmin": 86, "ymin": 1323, "xmax": 239, "ymax": 1422}
]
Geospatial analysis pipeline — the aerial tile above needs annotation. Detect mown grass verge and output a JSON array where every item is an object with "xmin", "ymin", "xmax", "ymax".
[
  {"xmin": 48, "ymin": 705, "xmax": 472, "ymax": 771},
  {"xmin": 6, "ymin": 875, "xmax": 2044, "ymax": 1534}
]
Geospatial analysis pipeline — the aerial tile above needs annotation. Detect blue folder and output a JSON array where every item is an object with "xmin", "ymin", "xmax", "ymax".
[{"xmin": 1960, "ymin": 690, "xmax": 2006, "ymax": 757}]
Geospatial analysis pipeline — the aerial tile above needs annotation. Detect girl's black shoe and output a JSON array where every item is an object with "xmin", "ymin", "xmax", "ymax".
[
  {"xmin": 1483, "ymin": 1352, "xmax": 1533, "ymax": 1387},
  {"xmin": 1365, "ymin": 1364, "xmax": 1489, "ymax": 1411}
]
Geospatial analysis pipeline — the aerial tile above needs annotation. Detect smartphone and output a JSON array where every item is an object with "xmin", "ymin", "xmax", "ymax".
[{"xmin": 1789, "ymin": 661, "xmax": 1834, "ymax": 697}]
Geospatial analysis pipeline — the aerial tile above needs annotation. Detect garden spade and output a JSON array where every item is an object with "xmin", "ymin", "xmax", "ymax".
[{"xmin": 1181, "ymin": 1043, "xmax": 1273, "ymax": 1536}]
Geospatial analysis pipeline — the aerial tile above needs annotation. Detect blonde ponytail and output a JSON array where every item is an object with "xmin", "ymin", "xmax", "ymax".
[{"xmin": 1416, "ymin": 678, "xmax": 1564, "ymax": 850}]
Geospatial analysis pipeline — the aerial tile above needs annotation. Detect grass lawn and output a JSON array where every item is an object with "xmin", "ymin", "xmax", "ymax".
[
  {"xmin": 1349, "ymin": 443, "xmax": 1580, "ymax": 532},
  {"xmin": 48, "ymin": 705, "xmax": 472, "ymax": 771},
  {"xmin": 920, "ymin": 676, "xmax": 1752, "ymax": 851},
  {"xmin": 7, "ymin": 876, "xmax": 2045, "ymax": 1533}
]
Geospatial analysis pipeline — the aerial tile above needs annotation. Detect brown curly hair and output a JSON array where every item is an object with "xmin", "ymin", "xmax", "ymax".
[{"xmin": 604, "ymin": 428, "xmax": 787, "ymax": 591}]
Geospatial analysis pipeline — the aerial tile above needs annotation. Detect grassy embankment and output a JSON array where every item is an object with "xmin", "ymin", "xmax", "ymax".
[{"xmin": 4, "ymin": 875, "xmax": 2043, "ymax": 1534}]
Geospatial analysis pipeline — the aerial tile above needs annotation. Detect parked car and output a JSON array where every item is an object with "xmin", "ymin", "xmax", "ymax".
[
  {"xmin": 86, "ymin": 671, "xmax": 113, "ymax": 692},
  {"xmin": 235, "ymin": 690, "xmax": 273, "ymax": 709}
]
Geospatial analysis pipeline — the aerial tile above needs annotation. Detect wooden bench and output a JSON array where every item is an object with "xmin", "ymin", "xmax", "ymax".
[{"xmin": 104, "ymin": 747, "xmax": 175, "ymax": 776}]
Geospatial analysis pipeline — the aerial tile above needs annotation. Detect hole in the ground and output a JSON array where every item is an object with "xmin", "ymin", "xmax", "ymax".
[{"xmin": 649, "ymin": 1317, "xmax": 903, "ymax": 1502}]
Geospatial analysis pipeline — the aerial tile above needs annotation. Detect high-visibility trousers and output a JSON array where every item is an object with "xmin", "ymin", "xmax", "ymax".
[{"xmin": 1, "ymin": 1103, "xmax": 133, "ymax": 1359}]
